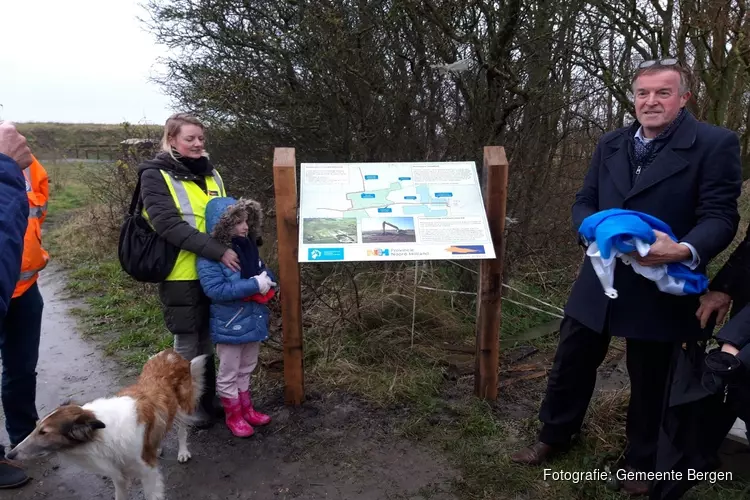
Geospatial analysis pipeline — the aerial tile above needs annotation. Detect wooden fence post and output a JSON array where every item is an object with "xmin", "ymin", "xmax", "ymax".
[
  {"xmin": 474, "ymin": 146, "xmax": 509, "ymax": 401},
  {"xmin": 272, "ymin": 147, "xmax": 305, "ymax": 406}
]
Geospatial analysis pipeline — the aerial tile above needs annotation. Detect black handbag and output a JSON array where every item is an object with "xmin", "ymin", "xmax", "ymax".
[{"xmin": 117, "ymin": 169, "xmax": 180, "ymax": 282}]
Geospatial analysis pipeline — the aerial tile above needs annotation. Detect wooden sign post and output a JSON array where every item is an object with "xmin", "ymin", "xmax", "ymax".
[
  {"xmin": 474, "ymin": 146, "xmax": 509, "ymax": 401},
  {"xmin": 272, "ymin": 147, "xmax": 305, "ymax": 406}
]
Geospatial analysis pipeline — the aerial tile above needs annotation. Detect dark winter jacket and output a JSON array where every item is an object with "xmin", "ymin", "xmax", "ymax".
[
  {"xmin": 198, "ymin": 197, "xmax": 276, "ymax": 344},
  {"xmin": 0, "ymin": 153, "xmax": 29, "ymax": 317},
  {"xmin": 138, "ymin": 151, "xmax": 227, "ymax": 336},
  {"xmin": 138, "ymin": 151, "xmax": 227, "ymax": 263}
]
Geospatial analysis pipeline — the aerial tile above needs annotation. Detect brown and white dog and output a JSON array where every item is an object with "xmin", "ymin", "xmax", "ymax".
[{"xmin": 7, "ymin": 349, "xmax": 206, "ymax": 500}]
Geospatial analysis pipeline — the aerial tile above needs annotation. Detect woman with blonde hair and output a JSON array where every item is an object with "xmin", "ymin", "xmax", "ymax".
[{"xmin": 136, "ymin": 113, "xmax": 240, "ymax": 427}]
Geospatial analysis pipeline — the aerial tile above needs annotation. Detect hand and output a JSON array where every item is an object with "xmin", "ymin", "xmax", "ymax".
[
  {"xmin": 633, "ymin": 230, "xmax": 691, "ymax": 267},
  {"xmin": 221, "ymin": 249, "xmax": 241, "ymax": 272},
  {"xmin": 254, "ymin": 270, "xmax": 277, "ymax": 294},
  {"xmin": 696, "ymin": 290, "xmax": 732, "ymax": 329},
  {"xmin": 721, "ymin": 343, "xmax": 740, "ymax": 357},
  {"xmin": 0, "ymin": 122, "xmax": 32, "ymax": 169}
]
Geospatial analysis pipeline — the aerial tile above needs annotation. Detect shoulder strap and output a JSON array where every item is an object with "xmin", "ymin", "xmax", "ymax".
[
  {"xmin": 128, "ymin": 167, "xmax": 159, "ymax": 216},
  {"xmin": 128, "ymin": 175, "xmax": 143, "ymax": 216}
]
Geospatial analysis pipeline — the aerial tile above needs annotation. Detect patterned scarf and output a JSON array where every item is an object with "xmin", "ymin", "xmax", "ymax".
[{"xmin": 631, "ymin": 108, "xmax": 687, "ymax": 170}]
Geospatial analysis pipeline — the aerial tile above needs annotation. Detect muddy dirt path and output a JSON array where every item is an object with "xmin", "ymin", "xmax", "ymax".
[{"xmin": 2, "ymin": 266, "xmax": 458, "ymax": 500}]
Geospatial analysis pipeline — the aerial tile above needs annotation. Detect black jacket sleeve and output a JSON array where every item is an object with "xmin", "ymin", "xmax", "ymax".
[
  {"xmin": 679, "ymin": 131, "xmax": 743, "ymax": 264},
  {"xmin": 709, "ymin": 223, "xmax": 750, "ymax": 302},
  {"xmin": 716, "ymin": 302, "xmax": 750, "ymax": 351},
  {"xmin": 140, "ymin": 169, "xmax": 226, "ymax": 261}
]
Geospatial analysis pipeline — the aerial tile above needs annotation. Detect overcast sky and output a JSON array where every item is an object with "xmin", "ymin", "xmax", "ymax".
[{"xmin": 0, "ymin": 0, "xmax": 174, "ymax": 124}]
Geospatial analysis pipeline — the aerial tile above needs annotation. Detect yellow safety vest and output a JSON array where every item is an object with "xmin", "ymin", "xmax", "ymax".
[{"xmin": 145, "ymin": 168, "xmax": 226, "ymax": 281}]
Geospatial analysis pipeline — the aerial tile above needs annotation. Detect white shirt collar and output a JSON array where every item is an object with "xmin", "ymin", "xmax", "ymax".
[{"xmin": 635, "ymin": 125, "xmax": 653, "ymax": 143}]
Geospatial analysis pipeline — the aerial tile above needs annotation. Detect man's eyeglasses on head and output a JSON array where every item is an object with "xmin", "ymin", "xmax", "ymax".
[{"xmin": 638, "ymin": 58, "xmax": 680, "ymax": 69}]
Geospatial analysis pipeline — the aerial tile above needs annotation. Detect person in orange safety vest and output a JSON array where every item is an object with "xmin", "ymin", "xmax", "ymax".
[
  {"xmin": 14, "ymin": 155, "xmax": 49, "ymax": 298},
  {"xmin": 1, "ymin": 154, "xmax": 48, "ymax": 457}
]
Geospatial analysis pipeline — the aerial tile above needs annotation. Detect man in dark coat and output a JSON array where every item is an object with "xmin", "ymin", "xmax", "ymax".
[{"xmin": 510, "ymin": 59, "xmax": 743, "ymax": 496}]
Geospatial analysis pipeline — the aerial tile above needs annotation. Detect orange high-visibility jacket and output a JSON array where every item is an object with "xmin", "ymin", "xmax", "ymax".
[{"xmin": 14, "ymin": 155, "xmax": 49, "ymax": 298}]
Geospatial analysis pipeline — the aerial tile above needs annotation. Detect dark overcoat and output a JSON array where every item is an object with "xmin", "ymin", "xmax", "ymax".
[{"xmin": 564, "ymin": 111, "xmax": 743, "ymax": 341}]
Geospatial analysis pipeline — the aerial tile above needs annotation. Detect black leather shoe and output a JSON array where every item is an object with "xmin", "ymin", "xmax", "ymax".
[
  {"xmin": 510, "ymin": 442, "xmax": 557, "ymax": 465},
  {"xmin": 0, "ymin": 460, "xmax": 31, "ymax": 489},
  {"xmin": 619, "ymin": 466, "xmax": 650, "ymax": 496}
]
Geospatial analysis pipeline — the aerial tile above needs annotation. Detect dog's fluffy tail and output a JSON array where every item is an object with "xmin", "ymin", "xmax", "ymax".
[
  {"xmin": 190, "ymin": 354, "xmax": 208, "ymax": 407},
  {"xmin": 176, "ymin": 354, "xmax": 208, "ymax": 427}
]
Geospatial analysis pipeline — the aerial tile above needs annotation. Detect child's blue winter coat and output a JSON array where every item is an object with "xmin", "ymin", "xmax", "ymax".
[{"xmin": 198, "ymin": 197, "xmax": 276, "ymax": 345}]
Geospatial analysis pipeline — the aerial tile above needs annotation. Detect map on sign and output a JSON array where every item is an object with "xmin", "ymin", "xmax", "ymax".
[{"xmin": 298, "ymin": 162, "xmax": 496, "ymax": 262}]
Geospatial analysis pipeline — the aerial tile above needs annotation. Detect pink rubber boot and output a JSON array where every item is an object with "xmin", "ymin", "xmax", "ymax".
[
  {"xmin": 220, "ymin": 397, "xmax": 255, "ymax": 437},
  {"xmin": 239, "ymin": 390, "xmax": 271, "ymax": 426}
]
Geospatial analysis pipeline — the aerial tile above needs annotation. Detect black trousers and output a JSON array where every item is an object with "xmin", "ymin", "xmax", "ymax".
[
  {"xmin": 0, "ymin": 283, "xmax": 44, "ymax": 450},
  {"xmin": 538, "ymin": 315, "xmax": 675, "ymax": 472}
]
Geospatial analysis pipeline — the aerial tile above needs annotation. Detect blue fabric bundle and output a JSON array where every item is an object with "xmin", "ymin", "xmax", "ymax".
[{"xmin": 578, "ymin": 208, "xmax": 708, "ymax": 298}]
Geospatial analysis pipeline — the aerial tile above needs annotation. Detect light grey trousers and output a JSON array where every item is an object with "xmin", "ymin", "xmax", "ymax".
[{"xmin": 173, "ymin": 328, "xmax": 213, "ymax": 361}]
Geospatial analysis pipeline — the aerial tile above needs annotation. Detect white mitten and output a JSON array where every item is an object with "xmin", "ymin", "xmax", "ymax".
[
  {"xmin": 254, "ymin": 272, "xmax": 270, "ymax": 294},
  {"xmin": 254, "ymin": 271, "xmax": 276, "ymax": 294}
]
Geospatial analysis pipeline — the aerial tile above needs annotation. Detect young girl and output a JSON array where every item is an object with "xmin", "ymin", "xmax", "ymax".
[{"xmin": 197, "ymin": 196, "xmax": 276, "ymax": 437}]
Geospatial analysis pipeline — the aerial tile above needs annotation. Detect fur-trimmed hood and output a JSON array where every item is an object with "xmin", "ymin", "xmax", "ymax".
[{"xmin": 205, "ymin": 197, "xmax": 263, "ymax": 246}]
